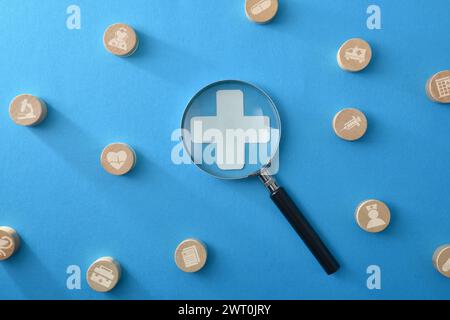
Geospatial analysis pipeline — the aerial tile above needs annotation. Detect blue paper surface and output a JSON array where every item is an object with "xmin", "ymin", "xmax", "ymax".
[{"xmin": 0, "ymin": 0, "xmax": 449, "ymax": 299}]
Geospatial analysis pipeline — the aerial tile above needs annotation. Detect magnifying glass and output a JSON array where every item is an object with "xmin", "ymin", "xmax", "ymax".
[{"xmin": 181, "ymin": 80, "xmax": 340, "ymax": 275}]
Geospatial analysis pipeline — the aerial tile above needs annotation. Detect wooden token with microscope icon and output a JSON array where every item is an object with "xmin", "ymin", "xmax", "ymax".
[
  {"xmin": 355, "ymin": 200, "xmax": 391, "ymax": 233},
  {"xmin": 103, "ymin": 23, "xmax": 139, "ymax": 57},
  {"xmin": 0, "ymin": 226, "xmax": 20, "ymax": 261},
  {"xmin": 86, "ymin": 257, "xmax": 121, "ymax": 292},
  {"xmin": 433, "ymin": 245, "xmax": 450, "ymax": 278},
  {"xmin": 9, "ymin": 94, "xmax": 47, "ymax": 126},
  {"xmin": 245, "ymin": 0, "xmax": 279, "ymax": 24},
  {"xmin": 174, "ymin": 239, "xmax": 207, "ymax": 273},
  {"xmin": 337, "ymin": 38, "xmax": 372, "ymax": 72},
  {"xmin": 426, "ymin": 70, "xmax": 450, "ymax": 104},
  {"xmin": 333, "ymin": 108, "xmax": 368, "ymax": 141},
  {"xmin": 100, "ymin": 143, "xmax": 136, "ymax": 176}
]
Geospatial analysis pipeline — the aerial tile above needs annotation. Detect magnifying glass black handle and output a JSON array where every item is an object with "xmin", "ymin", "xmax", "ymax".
[{"xmin": 269, "ymin": 186, "xmax": 340, "ymax": 275}]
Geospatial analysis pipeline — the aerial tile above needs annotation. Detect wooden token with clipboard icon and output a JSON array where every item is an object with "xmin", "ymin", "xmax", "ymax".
[{"xmin": 174, "ymin": 239, "xmax": 207, "ymax": 273}]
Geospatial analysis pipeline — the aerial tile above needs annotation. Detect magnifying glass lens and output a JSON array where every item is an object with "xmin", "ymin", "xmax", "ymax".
[{"xmin": 181, "ymin": 80, "xmax": 280, "ymax": 179}]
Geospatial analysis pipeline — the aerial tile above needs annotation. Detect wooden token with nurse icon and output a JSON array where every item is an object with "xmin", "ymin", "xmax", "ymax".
[
  {"xmin": 355, "ymin": 199, "xmax": 391, "ymax": 233},
  {"xmin": 181, "ymin": 80, "xmax": 340, "ymax": 275}
]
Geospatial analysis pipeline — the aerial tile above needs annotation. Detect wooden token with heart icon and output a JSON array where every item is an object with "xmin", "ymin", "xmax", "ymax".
[{"xmin": 101, "ymin": 143, "xmax": 136, "ymax": 176}]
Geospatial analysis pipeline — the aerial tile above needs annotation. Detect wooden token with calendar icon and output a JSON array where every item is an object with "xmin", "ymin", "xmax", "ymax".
[
  {"xmin": 426, "ymin": 70, "xmax": 450, "ymax": 104},
  {"xmin": 0, "ymin": 226, "xmax": 20, "ymax": 261},
  {"xmin": 9, "ymin": 94, "xmax": 47, "ymax": 126},
  {"xmin": 337, "ymin": 38, "xmax": 372, "ymax": 72},
  {"xmin": 103, "ymin": 23, "xmax": 139, "ymax": 57},
  {"xmin": 245, "ymin": 0, "xmax": 279, "ymax": 24},
  {"xmin": 86, "ymin": 257, "xmax": 121, "ymax": 292},
  {"xmin": 433, "ymin": 245, "xmax": 450, "ymax": 278},
  {"xmin": 333, "ymin": 108, "xmax": 368, "ymax": 141},
  {"xmin": 355, "ymin": 200, "xmax": 391, "ymax": 233},
  {"xmin": 174, "ymin": 239, "xmax": 207, "ymax": 273}
]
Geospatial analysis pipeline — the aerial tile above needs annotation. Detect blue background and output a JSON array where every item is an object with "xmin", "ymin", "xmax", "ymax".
[{"xmin": 0, "ymin": 0, "xmax": 449, "ymax": 299}]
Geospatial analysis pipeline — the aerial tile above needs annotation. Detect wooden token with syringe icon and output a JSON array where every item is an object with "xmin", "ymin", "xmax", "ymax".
[{"xmin": 333, "ymin": 108, "xmax": 368, "ymax": 141}]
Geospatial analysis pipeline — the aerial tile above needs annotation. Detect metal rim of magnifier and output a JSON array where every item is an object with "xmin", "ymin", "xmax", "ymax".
[{"xmin": 180, "ymin": 79, "xmax": 282, "ymax": 180}]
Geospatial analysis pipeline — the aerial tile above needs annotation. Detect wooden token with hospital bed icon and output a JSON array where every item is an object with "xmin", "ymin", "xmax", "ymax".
[
  {"xmin": 86, "ymin": 257, "xmax": 121, "ymax": 292},
  {"xmin": 333, "ymin": 108, "xmax": 368, "ymax": 141},
  {"xmin": 433, "ymin": 245, "xmax": 450, "ymax": 278},
  {"xmin": 245, "ymin": 0, "xmax": 278, "ymax": 24},
  {"xmin": 337, "ymin": 38, "xmax": 372, "ymax": 72}
]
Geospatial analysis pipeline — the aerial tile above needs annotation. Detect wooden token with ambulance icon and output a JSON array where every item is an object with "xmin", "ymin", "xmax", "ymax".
[
  {"xmin": 86, "ymin": 257, "xmax": 121, "ymax": 292},
  {"xmin": 245, "ymin": 0, "xmax": 279, "ymax": 24},
  {"xmin": 333, "ymin": 108, "xmax": 368, "ymax": 141},
  {"xmin": 337, "ymin": 38, "xmax": 372, "ymax": 72},
  {"xmin": 355, "ymin": 200, "xmax": 391, "ymax": 233},
  {"xmin": 0, "ymin": 226, "xmax": 20, "ymax": 261},
  {"xmin": 101, "ymin": 143, "xmax": 136, "ymax": 176},
  {"xmin": 175, "ymin": 239, "xmax": 207, "ymax": 273},
  {"xmin": 9, "ymin": 94, "xmax": 47, "ymax": 126},
  {"xmin": 426, "ymin": 70, "xmax": 450, "ymax": 104},
  {"xmin": 103, "ymin": 23, "xmax": 139, "ymax": 57},
  {"xmin": 433, "ymin": 245, "xmax": 450, "ymax": 278}
]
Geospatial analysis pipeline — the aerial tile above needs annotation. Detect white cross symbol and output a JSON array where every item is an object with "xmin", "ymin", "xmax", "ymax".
[{"xmin": 191, "ymin": 90, "xmax": 270, "ymax": 170}]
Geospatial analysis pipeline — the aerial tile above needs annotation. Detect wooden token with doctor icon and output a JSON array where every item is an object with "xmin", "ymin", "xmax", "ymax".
[
  {"xmin": 0, "ymin": 226, "xmax": 20, "ymax": 261},
  {"xmin": 355, "ymin": 200, "xmax": 391, "ymax": 233},
  {"xmin": 100, "ymin": 143, "xmax": 136, "ymax": 176},
  {"xmin": 103, "ymin": 23, "xmax": 139, "ymax": 57}
]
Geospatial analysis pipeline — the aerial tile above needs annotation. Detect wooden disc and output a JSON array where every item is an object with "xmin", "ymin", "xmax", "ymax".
[
  {"xmin": 100, "ymin": 143, "xmax": 136, "ymax": 176},
  {"xmin": 337, "ymin": 38, "xmax": 372, "ymax": 72},
  {"xmin": 9, "ymin": 94, "xmax": 47, "ymax": 126},
  {"xmin": 174, "ymin": 239, "xmax": 207, "ymax": 273},
  {"xmin": 433, "ymin": 245, "xmax": 450, "ymax": 278},
  {"xmin": 426, "ymin": 70, "xmax": 450, "ymax": 104},
  {"xmin": 333, "ymin": 108, "xmax": 368, "ymax": 141},
  {"xmin": 355, "ymin": 200, "xmax": 391, "ymax": 233},
  {"xmin": 86, "ymin": 257, "xmax": 121, "ymax": 292},
  {"xmin": 0, "ymin": 226, "xmax": 20, "ymax": 261},
  {"xmin": 245, "ymin": 0, "xmax": 279, "ymax": 24},
  {"xmin": 103, "ymin": 23, "xmax": 139, "ymax": 57}
]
